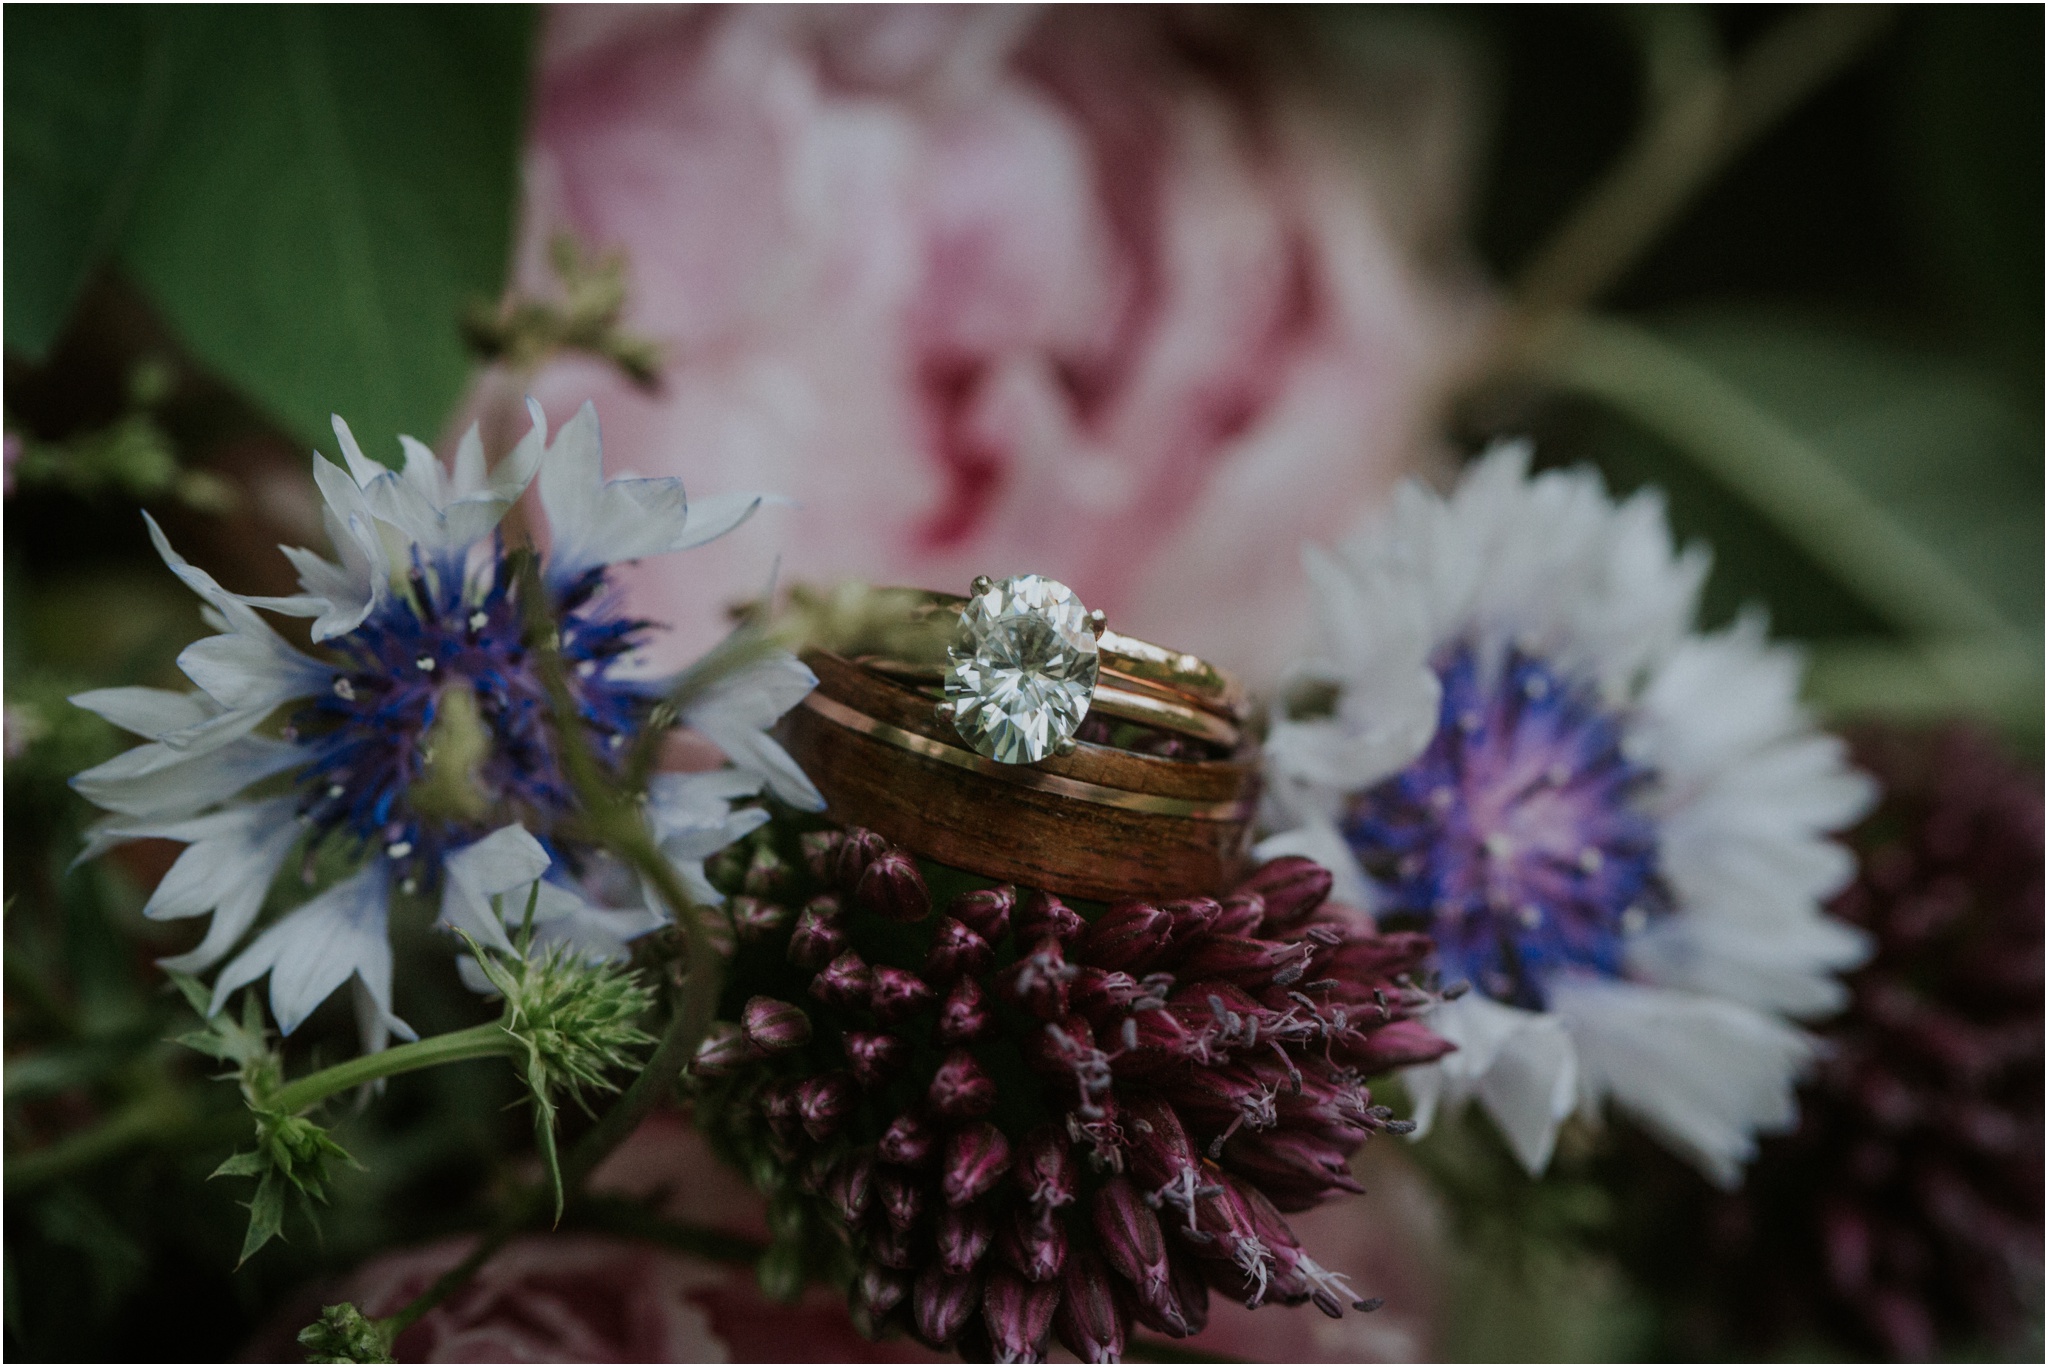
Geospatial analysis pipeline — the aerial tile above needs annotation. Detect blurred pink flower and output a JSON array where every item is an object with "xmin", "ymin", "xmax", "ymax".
[
  {"xmin": 302, "ymin": 1113, "xmax": 944, "ymax": 1363},
  {"xmin": 475, "ymin": 4, "xmax": 1490, "ymax": 684},
  {"xmin": 291, "ymin": 1111, "xmax": 1442, "ymax": 1362},
  {"xmin": 343, "ymin": 1235, "xmax": 943, "ymax": 1363}
]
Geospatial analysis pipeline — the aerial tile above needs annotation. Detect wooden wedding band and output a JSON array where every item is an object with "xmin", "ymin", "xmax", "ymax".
[{"xmin": 775, "ymin": 650, "xmax": 1261, "ymax": 901}]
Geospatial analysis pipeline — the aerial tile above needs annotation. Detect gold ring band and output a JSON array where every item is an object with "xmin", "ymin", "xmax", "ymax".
[
  {"xmin": 880, "ymin": 591, "xmax": 1247, "ymax": 721},
  {"xmin": 856, "ymin": 657, "xmax": 1243, "ymax": 751},
  {"xmin": 800, "ymin": 692, "xmax": 1256, "ymax": 821}
]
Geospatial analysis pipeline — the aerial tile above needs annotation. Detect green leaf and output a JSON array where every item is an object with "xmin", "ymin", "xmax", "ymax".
[
  {"xmin": 237, "ymin": 1166, "xmax": 287, "ymax": 1267},
  {"xmin": 1654, "ymin": 309, "xmax": 2042, "ymax": 634},
  {"xmin": 163, "ymin": 968, "xmax": 212, "ymax": 1020},
  {"xmin": 209, "ymin": 1149, "xmax": 267, "ymax": 1180},
  {"xmin": 2, "ymin": 7, "xmax": 177, "ymax": 356},
  {"xmin": 116, "ymin": 6, "xmax": 535, "ymax": 455}
]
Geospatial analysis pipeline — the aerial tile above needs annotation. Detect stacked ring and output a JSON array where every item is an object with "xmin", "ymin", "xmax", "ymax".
[{"xmin": 773, "ymin": 576, "xmax": 1261, "ymax": 901}]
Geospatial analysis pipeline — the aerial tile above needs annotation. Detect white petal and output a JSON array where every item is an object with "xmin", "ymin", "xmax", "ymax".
[
  {"xmin": 279, "ymin": 541, "xmax": 376, "ymax": 641},
  {"xmin": 1627, "ymin": 913, "xmax": 1871, "ymax": 1018},
  {"xmin": 69, "ymin": 687, "xmax": 213, "ymax": 740},
  {"xmin": 438, "ymin": 824, "xmax": 553, "ymax": 956},
  {"xmin": 71, "ymin": 734, "xmax": 301, "ymax": 818},
  {"xmin": 675, "ymin": 650, "xmax": 823, "ymax": 809},
  {"xmin": 1552, "ymin": 978, "xmax": 1814, "ymax": 1188},
  {"xmin": 528, "ymin": 879, "xmax": 666, "ymax": 965},
  {"xmin": 1473, "ymin": 1013, "xmax": 1579, "ymax": 1175},
  {"xmin": 176, "ymin": 630, "xmax": 331, "ymax": 712},
  {"xmin": 539, "ymin": 400, "xmax": 772, "ymax": 582},
  {"xmin": 1412, "ymin": 993, "xmax": 1578, "ymax": 1175},
  {"xmin": 351, "ymin": 974, "xmax": 417, "ymax": 1055},
  {"xmin": 328, "ymin": 414, "xmax": 389, "ymax": 487},
  {"xmin": 210, "ymin": 864, "xmax": 394, "ymax": 1035}
]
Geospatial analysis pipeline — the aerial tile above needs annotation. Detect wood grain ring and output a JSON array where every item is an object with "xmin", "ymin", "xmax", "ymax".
[{"xmin": 774, "ymin": 650, "xmax": 1262, "ymax": 900}]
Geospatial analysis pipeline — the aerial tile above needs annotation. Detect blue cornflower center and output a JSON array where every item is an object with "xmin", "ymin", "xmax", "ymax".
[
  {"xmin": 1343, "ymin": 642, "xmax": 1665, "ymax": 1009},
  {"xmin": 291, "ymin": 548, "xmax": 653, "ymax": 890}
]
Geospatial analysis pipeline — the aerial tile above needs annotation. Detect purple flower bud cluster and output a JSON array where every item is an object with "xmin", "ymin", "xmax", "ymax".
[
  {"xmin": 691, "ymin": 821, "xmax": 1451, "ymax": 1362},
  {"xmin": 1618, "ymin": 726, "xmax": 2043, "ymax": 1363}
]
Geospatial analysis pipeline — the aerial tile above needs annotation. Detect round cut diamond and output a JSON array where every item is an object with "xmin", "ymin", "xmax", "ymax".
[{"xmin": 945, "ymin": 575, "xmax": 1100, "ymax": 764}]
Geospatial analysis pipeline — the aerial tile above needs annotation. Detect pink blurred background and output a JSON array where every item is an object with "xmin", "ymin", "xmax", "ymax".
[{"xmin": 467, "ymin": 4, "xmax": 1493, "ymax": 686}]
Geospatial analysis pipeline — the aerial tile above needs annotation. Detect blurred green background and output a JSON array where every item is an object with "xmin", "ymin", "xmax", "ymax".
[{"xmin": 4, "ymin": 5, "xmax": 2039, "ymax": 1361}]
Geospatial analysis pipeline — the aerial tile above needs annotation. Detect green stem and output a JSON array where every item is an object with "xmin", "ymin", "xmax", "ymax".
[
  {"xmin": 1513, "ymin": 4, "xmax": 1894, "ymax": 318},
  {"xmin": 561, "ymin": 1194, "xmax": 765, "ymax": 1264},
  {"xmin": 268, "ymin": 1023, "xmax": 517, "ymax": 1117},
  {"xmin": 379, "ymin": 995, "xmax": 707, "ymax": 1338},
  {"xmin": 1515, "ymin": 312, "xmax": 2021, "ymax": 645},
  {"xmin": 379, "ymin": 558, "xmax": 728, "ymax": 1339}
]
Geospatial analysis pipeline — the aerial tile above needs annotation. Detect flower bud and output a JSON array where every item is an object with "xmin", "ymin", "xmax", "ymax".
[
  {"xmin": 1123, "ymin": 1094, "xmax": 1202, "ymax": 1212},
  {"xmin": 877, "ymin": 1168, "xmax": 925, "ymax": 1230},
  {"xmin": 936, "ymin": 1203, "xmax": 994, "ymax": 1275},
  {"xmin": 928, "ymin": 1047, "xmax": 997, "ymax": 1119},
  {"xmin": 870, "ymin": 965, "xmax": 936, "ymax": 1024},
  {"xmin": 1014, "ymin": 889, "xmax": 1084, "ymax": 945},
  {"xmin": 998, "ymin": 937, "xmax": 1073, "ymax": 1020},
  {"xmin": 1317, "ymin": 928, "xmax": 1433, "ymax": 984},
  {"xmin": 798, "ymin": 1148, "xmax": 838, "ymax": 1197},
  {"xmin": 856, "ymin": 849, "xmax": 932, "ymax": 923},
  {"xmin": 1112, "ymin": 1006, "xmax": 1203, "ymax": 1081},
  {"xmin": 996, "ymin": 1205, "xmax": 1068, "ymax": 1283},
  {"xmin": 1092, "ymin": 1177, "xmax": 1171, "ymax": 1303},
  {"xmin": 788, "ymin": 895, "xmax": 847, "ymax": 970},
  {"xmin": 1074, "ymin": 901, "xmax": 1173, "ymax": 972},
  {"xmin": 935, "ymin": 975, "xmax": 993, "ymax": 1044},
  {"xmin": 1053, "ymin": 1245, "xmax": 1127, "ymax": 1364},
  {"xmin": 1175, "ymin": 934, "xmax": 1307, "ymax": 989},
  {"xmin": 1220, "ymin": 1130, "xmax": 1364, "ymax": 1211},
  {"xmin": 869, "ymin": 1219, "xmax": 917, "ymax": 1270},
  {"xmin": 1159, "ymin": 896, "xmax": 1222, "ymax": 944},
  {"xmin": 1332, "ymin": 1015, "xmax": 1454, "ymax": 1072},
  {"xmin": 981, "ymin": 1267, "xmax": 1060, "ymax": 1364},
  {"xmin": 796, "ymin": 1071, "xmax": 856, "ymax": 1142},
  {"xmin": 879, "ymin": 1109, "xmax": 939, "ymax": 1168},
  {"xmin": 1131, "ymin": 1247, "xmax": 1209, "ymax": 1338},
  {"xmin": 687, "ymin": 1021, "xmax": 759, "ymax": 1077},
  {"xmin": 946, "ymin": 884, "xmax": 1014, "ymax": 943},
  {"xmin": 759, "ymin": 1080, "xmax": 802, "ymax": 1144},
  {"xmin": 799, "ymin": 829, "xmax": 844, "ymax": 882},
  {"xmin": 1012, "ymin": 1124, "xmax": 1078, "ymax": 1210},
  {"xmin": 743, "ymin": 843, "xmax": 795, "ymax": 900},
  {"xmin": 1068, "ymin": 967, "xmax": 1146, "ymax": 1025},
  {"xmin": 1213, "ymin": 892, "xmax": 1265, "ymax": 937},
  {"xmin": 914, "ymin": 1266, "xmax": 981, "ymax": 1346},
  {"xmin": 843, "ymin": 1030, "xmax": 911, "ymax": 1088},
  {"xmin": 1235, "ymin": 855, "xmax": 1332, "ymax": 930},
  {"xmin": 858, "ymin": 1262, "xmax": 910, "ymax": 1318},
  {"xmin": 835, "ymin": 826, "xmax": 890, "ymax": 891},
  {"xmin": 827, "ymin": 1150, "xmax": 875, "ymax": 1228},
  {"xmin": 741, "ymin": 996, "xmax": 813, "ymax": 1053},
  {"xmin": 809, "ymin": 950, "xmax": 873, "ymax": 1010},
  {"xmin": 729, "ymin": 894, "xmax": 792, "ymax": 943},
  {"xmin": 923, "ymin": 917, "xmax": 995, "ymax": 984},
  {"xmin": 942, "ymin": 1122, "xmax": 1012, "ymax": 1207}
]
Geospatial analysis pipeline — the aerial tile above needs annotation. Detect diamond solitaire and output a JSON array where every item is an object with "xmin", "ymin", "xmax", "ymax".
[{"xmin": 942, "ymin": 575, "xmax": 1102, "ymax": 764}]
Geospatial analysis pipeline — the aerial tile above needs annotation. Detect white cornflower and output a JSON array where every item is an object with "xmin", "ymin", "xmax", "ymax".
[
  {"xmin": 72, "ymin": 400, "xmax": 824, "ymax": 1053},
  {"xmin": 1262, "ymin": 441, "xmax": 1876, "ymax": 1185}
]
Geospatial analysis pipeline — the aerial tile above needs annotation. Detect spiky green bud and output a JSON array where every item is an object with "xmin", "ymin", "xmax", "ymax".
[
  {"xmin": 469, "ymin": 939, "xmax": 657, "ymax": 1217},
  {"xmin": 298, "ymin": 1303, "xmax": 393, "ymax": 1364}
]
